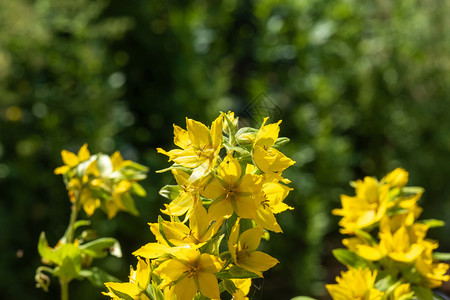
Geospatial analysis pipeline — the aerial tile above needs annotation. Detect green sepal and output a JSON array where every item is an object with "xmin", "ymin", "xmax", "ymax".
[
  {"xmin": 401, "ymin": 186, "xmax": 425, "ymax": 196},
  {"xmin": 215, "ymin": 265, "xmax": 260, "ymax": 279},
  {"xmin": 433, "ymin": 252, "xmax": 450, "ymax": 261},
  {"xmin": 273, "ymin": 137, "xmax": 290, "ymax": 149},
  {"xmin": 79, "ymin": 267, "xmax": 120, "ymax": 287},
  {"xmin": 79, "ymin": 237, "xmax": 122, "ymax": 258},
  {"xmin": 411, "ymin": 285, "xmax": 433, "ymax": 300},
  {"xmin": 131, "ymin": 182, "xmax": 147, "ymax": 197},
  {"xmin": 290, "ymin": 297, "xmax": 318, "ymax": 300},
  {"xmin": 354, "ymin": 228, "xmax": 377, "ymax": 245},
  {"xmin": 418, "ymin": 219, "xmax": 445, "ymax": 228},
  {"xmin": 159, "ymin": 185, "xmax": 181, "ymax": 201},
  {"xmin": 201, "ymin": 234, "xmax": 224, "ymax": 256},
  {"xmin": 332, "ymin": 249, "xmax": 370, "ymax": 269},
  {"xmin": 222, "ymin": 142, "xmax": 251, "ymax": 158},
  {"xmin": 120, "ymin": 162, "xmax": 149, "ymax": 180},
  {"xmin": 107, "ymin": 286, "xmax": 135, "ymax": 300},
  {"xmin": 120, "ymin": 193, "xmax": 139, "ymax": 216},
  {"xmin": 157, "ymin": 215, "xmax": 176, "ymax": 247},
  {"xmin": 222, "ymin": 278, "xmax": 238, "ymax": 295},
  {"xmin": 374, "ymin": 273, "xmax": 396, "ymax": 292}
]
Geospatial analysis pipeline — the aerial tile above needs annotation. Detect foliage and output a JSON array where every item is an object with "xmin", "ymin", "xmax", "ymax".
[{"xmin": 2, "ymin": 0, "xmax": 450, "ymax": 299}]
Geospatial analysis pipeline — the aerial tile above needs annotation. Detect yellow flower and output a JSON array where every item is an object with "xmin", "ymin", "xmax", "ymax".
[
  {"xmin": 160, "ymin": 168, "xmax": 207, "ymax": 221},
  {"xmin": 154, "ymin": 248, "xmax": 223, "ymax": 300},
  {"xmin": 149, "ymin": 199, "xmax": 223, "ymax": 248},
  {"xmin": 378, "ymin": 217, "xmax": 426, "ymax": 263},
  {"xmin": 252, "ymin": 118, "xmax": 295, "ymax": 184},
  {"xmin": 103, "ymin": 258, "xmax": 151, "ymax": 300},
  {"xmin": 415, "ymin": 240, "xmax": 450, "ymax": 288},
  {"xmin": 333, "ymin": 176, "xmax": 389, "ymax": 234},
  {"xmin": 389, "ymin": 283, "xmax": 414, "ymax": 300},
  {"xmin": 201, "ymin": 154, "xmax": 263, "ymax": 221},
  {"xmin": 326, "ymin": 268, "xmax": 383, "ymax": 300},
  {"xmin": 228, "ymin": 220, "xmax": 279, "ymax": 277},
  {"xmin": 383, "ymin": 168, "xmax": 409, "ymax": 188},
  {"xmin": 254, "ymin": 181, "xmax": 293, "ymax": 233},
  {"xmin": 157, "ymin": 115, "xmax": 223, "ymax": 183},
  {"xmin": 54, "ymin": 143, "xmax": 91, "ymax": 175}
]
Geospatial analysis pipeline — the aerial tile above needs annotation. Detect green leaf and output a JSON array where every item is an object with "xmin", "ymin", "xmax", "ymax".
[
  {"xmin": 131, "ymin": 182, "xmax": 147, "ymax": 197},
  {"xmin": 433, "ymin": 252, "xmax": 450, "ymax": 261},
  {"xmin": 273, "ymin": 137, "xmax": 290, "ymax": 149},
  {"xmin": 332, "ymin": 249, "xmax": 369, "ymax": 269},
  {"xmin": 159, "ymin": 185, "xmax": 181, "ymax": 201},
  {"xmin": 222, "ymin": 279, "xmax": 238, "ymax": 295},
  {"xmin": 79, "ymin": 237, "xmax": 122, "ymax": 259},
  {"xmin": 374, "ymin": 273, "xmax": 395, "ymax": 292},
  {"xmin": 222, "ymin": 142, "xmax": 251, "ymax": 157},
  {"xmin": 411, "ymin": 285, "xmax": 433, "ymax": 300},
  {"xmin": 79, "ymin": 267, "xmax": 120, "ymax": 287},
  {"xmin": 215, "ymin": 265, "xmax": 260, "ymax": 279},
  {"xmin": 418, "ymin": 219, "xmax": 445, "ymax": 228},
  {"xmin": 201, "ymin": 234, "xmax": 225, "ymax": 257},
  {"xmin": 120, "ymin": 193, "xmax": 139, "ymax": 216},
  {"xmin": 73, "ymin": 220, "xmax": 91, "ymax": 231},
  {"xmin": 51, "ymin": 244, "xmax": 82, "ymax": 282},
  {"xmin": 401, "ymin": 186, "xmax": 425, "ymax": 195}
]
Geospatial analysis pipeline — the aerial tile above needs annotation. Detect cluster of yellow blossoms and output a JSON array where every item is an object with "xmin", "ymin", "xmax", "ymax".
[
  {"xmin": 54, "ymin": 144, "xmax": 148, "ymax": 219},
  {"xmin": 36, "ymin": 144, "xmax": 148, "ymax": 294},
  {"xmin": 327, "ymin": 168, "xmax": 450, "ymax": 299},
  {"xmin": 103, "ymin": 112, "xmax": 295, "ymax": 300}
]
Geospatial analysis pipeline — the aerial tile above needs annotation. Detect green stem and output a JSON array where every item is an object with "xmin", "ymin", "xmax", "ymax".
[
  {"xmin": 60, "ymin": 279, "xmax": 68, "ymax": 300},
  {"xmin": 66, "ymin": 187, "xmax": 83, "ymax": 243}
]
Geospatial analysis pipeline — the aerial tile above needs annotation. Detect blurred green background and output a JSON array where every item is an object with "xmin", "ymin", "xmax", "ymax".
[{"xmin": 1, "ymin": 0, "xmax": 450, "ymax": 299}]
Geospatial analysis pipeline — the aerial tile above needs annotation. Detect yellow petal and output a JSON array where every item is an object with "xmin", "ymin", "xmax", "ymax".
[
  {"xmin": 54, "ymin": 165, "xmax": 70, "ymax": 175},
  {"xmin": 174, "ymin": 276, "xmax": 197, "ymax": 300},
  {"xmin": 254, "ymin": 118, "xmax": 281, "ymax": 149},
  {"xmin": 186, "ymin": 118, "xmax": 211, "ymax": 148},
  {"xmin": 255, "ymin": 205, "xmax": 282, "ymax": 233},
  {"xmin": 110, "ymin": 151, "xmax": 124, "ymax": 170},
  {"xmin": 77, "ymin": 143, "xmax": 90, "ymax": 161},
  {"xmin": 234, "ymin": 194, "xmax": 258, "ymax": 219},
  {"xmin": 161, "ymin": 192, "xmax": 194, "ymax": 217},
  {"xmin": 171, "ymin": 168, "xmax": 190, "ymax": 187},
  {"xmin": 210, "ymin": 115, "xmax": 223, "ymax": 149},
  {"xmin": 217, "ymin": 154, "xmax": 241, "ymax": 186},
  {"xmin": 133, "ymin": 243, "xmax": 173, "ymax": 259},
  {"xmin": 198, "ymin": 253, "xmax": 223, "ymax": 273},
  {"xmin": 208, "ymin": 198, "xmax": 234, "ymax": 221},
  {"xmin": 238, "ymin": 251, "xmax": 279, "ymax": 277},
  {"xmin": 197, "ymin": 272, "xmax": 220, "ymax": 299},
  {"xmin": 201, "ymin": 178, "xmax": 225, "ymax": 200},
  {"xmin": 61, "ymin": 150, "xmax": 79, "ymax": 167},
  {"xmin": 239, "ymin": 227, "xmax": 263, "ymax": 252},
  {"xmin": 105, "ymin": 282, "xmax": 140, "ymax": 297},
  {"xmin": 135, "ymin": 258, "xmax": 151, "ymax": 289},
  {"xmin": 115, "ymin": 180, "xmax": 131, "ymax": 194},
  {"xmin": 173, "ymin": 125, "xmax": 191, "ymax": 149}
]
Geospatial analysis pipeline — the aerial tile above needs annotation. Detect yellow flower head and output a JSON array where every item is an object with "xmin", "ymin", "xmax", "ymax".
[
  {"xmin": 228, "ymin": 220, "xmax": 279, "ymax": 277},
  {"xmin": 103, "ymin": 258, "xmax": 151, "ymax": 300},
  {"xmin": 326, "ymin": 268, "xmax": 383, "ymax": 300},
  {"xmin": 333, "ymin": 176, "xmax": 389, "ymax": 234},
  {"xmin": 415, "ymin": 240, "xmax": 450, "ymax": 288},
  {"xmin": 154, "ymin": 248, "xmax": 223, "ymax": 300},
  {"xmin": 252, "ymin": 118, "xmax": 295, "ymax": 184},
  {"xmin": 201, "ymin": 154, "xmax": 264, "ymax": 221},
  {"xmin": 157, "ymin": 115, "xmax": 223, "ymax": 183}
]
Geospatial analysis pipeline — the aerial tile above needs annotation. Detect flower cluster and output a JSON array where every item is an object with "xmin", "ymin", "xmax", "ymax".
[
  {"xmin": 54, "ymin": 144, "xmax": 148, "ymax": 218},
  {"xmin": 103, "ymin": 112, "xmax": 295, "ymax": 300},
  {"xmin": 327, "ymin": 168, "xmax": 450, "ymax": 299},
  {"xmin": 36, "ymin": 144, "xmax": 148, "ymax": 295}
]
